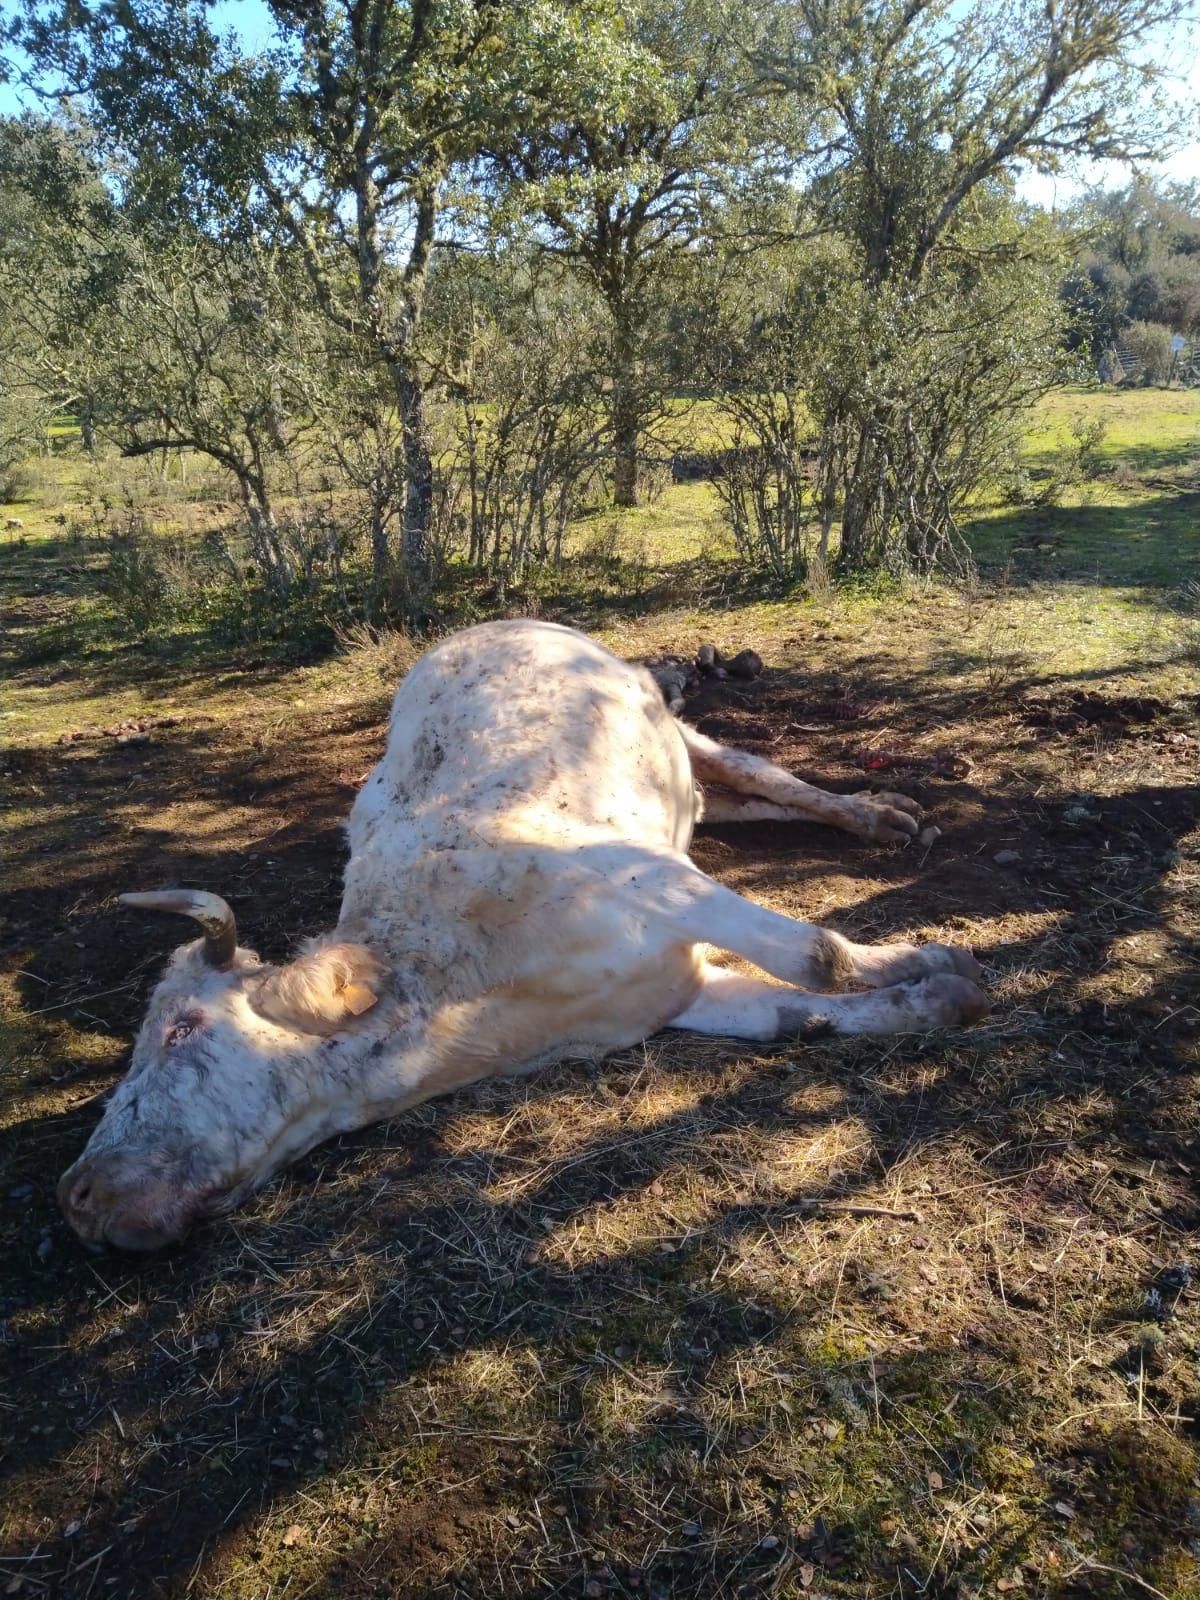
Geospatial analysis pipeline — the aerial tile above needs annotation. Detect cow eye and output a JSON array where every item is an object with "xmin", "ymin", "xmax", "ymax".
[{"xmin": 165, "ymin": 1019, "xmax": 196, "ymax": 1047}]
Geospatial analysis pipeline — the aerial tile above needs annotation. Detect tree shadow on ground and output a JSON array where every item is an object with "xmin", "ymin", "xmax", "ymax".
[{"xmin": 966, "ymin": 492, "xmax": 1200, "ymax": 588}]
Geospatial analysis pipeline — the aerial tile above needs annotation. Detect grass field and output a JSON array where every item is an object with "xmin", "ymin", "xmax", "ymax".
[{"xmin": 1, "ymin": 386, "xmax": 1198, "ymax": 1599}]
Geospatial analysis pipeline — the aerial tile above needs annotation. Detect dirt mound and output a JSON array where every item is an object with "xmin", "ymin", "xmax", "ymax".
[{"xmin": 1018, "ymin": 689, "xmax": 1165, "ymax": 732}]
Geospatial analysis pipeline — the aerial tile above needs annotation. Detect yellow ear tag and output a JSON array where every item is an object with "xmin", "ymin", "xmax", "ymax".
[{"xmin": 340, "ymin": 981, "xmax": 379, "ymax": 1016}]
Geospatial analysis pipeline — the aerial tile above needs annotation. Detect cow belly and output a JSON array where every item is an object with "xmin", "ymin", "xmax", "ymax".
[{"xmin": 426, "ymin": 944, "xmax": 706, "ymax": 1080}]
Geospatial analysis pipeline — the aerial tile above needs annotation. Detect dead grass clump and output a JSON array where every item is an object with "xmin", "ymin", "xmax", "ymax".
[{"xmin": 335, "ymin": 620, "xmax": 421, "ymax": 692}]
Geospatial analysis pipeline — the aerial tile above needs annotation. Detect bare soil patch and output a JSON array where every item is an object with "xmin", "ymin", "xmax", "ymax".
[{"xmin": 1017, "ymin": 690, "xmax": 1173, "ymax": 734}]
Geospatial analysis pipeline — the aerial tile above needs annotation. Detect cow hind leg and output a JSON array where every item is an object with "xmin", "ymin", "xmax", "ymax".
[
  {"xmin": 668, "ymin": 964, "xmax": 988, "ymax": 1041},
  {"xmin": 623, "ymin": 852, "xmax": 984, "ymax": 996},
  {"xmin": 680, "ymin": 722, "xmax": 920, "ymax": 845}
]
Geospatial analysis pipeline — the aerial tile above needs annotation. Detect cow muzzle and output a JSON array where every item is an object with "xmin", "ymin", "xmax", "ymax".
[{"xmin": 58, "ymin": 1149, "xmax": 198, "ymax": 1252}]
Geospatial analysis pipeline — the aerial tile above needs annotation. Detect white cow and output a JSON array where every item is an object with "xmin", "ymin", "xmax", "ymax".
[{"xmin": 59, "ymin": 620, "xmax": 986, "ymax": 1250}]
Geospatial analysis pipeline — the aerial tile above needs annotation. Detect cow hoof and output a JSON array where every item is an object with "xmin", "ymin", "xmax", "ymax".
[
  {"xmin": 853, "ymin": 795, "xmax": 921, "ymax": 844},
  {"xmin": 922, "ymin": 943, "xmax": 983, "ymax": 983},
  {"xmin": 921, "ymin": 973, "xmax": 990, "ymax": 1026},
  {"xmin": 872, "ymin": 790, "xmax": 922, "ymax": 819}
]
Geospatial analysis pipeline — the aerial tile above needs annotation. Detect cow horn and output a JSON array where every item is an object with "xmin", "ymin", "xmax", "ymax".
[{"xmin": 119, "ymin": 889, "xmax": 238, "ymax": 969}]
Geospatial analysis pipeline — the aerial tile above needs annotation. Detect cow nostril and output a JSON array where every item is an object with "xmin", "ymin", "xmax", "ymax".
[{"xmin": 71, "ymin": 1178, "xmax": 93, "ymax": 1212}]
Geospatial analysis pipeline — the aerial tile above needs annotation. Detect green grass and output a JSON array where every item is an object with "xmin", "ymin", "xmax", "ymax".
[
  {"xmin": 1025, "ymin": 385, "xmax": 1200, "ymax": 473},
  {"xmin": 4, "ymin": 382, "xmax": 1197, "ymax": 747},
  {"xmin": 599, "ymin": 384, "xmax": 1200, "ymax": 591}
]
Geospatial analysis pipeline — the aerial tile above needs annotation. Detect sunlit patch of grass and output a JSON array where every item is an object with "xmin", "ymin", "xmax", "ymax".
[
  {"xmin": 1025, "ymin": 384, "xmax": 1200, "ymax": 472},
  {"xmin": 566, "ymin": 480, "xmax": 731, "ymax": 563}
]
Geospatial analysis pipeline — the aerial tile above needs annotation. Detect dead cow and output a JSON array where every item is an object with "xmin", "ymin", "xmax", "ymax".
[{"xmin": 60, "ymin": 620, "xmax": 987, "ymax": 1250}]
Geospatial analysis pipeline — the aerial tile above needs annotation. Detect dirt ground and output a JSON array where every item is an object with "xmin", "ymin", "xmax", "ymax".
[{"xmin": 2, "ymin": 588, "xmax": 1199, "ymax": 1599}]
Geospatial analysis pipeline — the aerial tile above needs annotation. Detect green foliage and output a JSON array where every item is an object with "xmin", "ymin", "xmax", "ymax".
[
  {"xmin": 97, "ymin": 511, "xmax": 376, "ymax": 648},
  {"xmin": 97, "ymin": 519, "xmax": 173, "ymax": 635},
  {"xmin": 758, "ymin": 0, "xmax": 1188, "ymax": 287},
  {"xmin": 700, "ymin": 194, "xmax": 1076, "ymax": 576},
  {"xmin": 487, "ymin": 0, "xmax": 767, "ymax": 506},
  {"xmin": 429, "ymin": 252, "xmax": 608, "ymax": 575},
  {"xmin": 1061, "ymin": 260, "xmax": 1132, "ymax": 362},
  {"xmin": 735, "ymin": 0, "xmax": 1182, "ymax": 574},
  {"xmin": 1065, "ymin": 178, "xmax": 1200, "ymax": 359},
  {"xmin": 1001, "ymin": 413, "xmax": 1107, "ymax": 508},
  {"xmin": 697, "ymin": 263, "xmax": 821, "ymax": 585},
  {"xmin": 11, "ymin": 0, "xmax": 639, "ymax": 588},
  {"xmin": 0, "ymin": 117, "xmax": 114, "ymax": 486},
  {"xmin": 0, "ymin": 389, "xmax": 40, "ymax": 499},
  {"xmin": 4, "ymin": 0, "xmax": 1194, "ymax": 597}
]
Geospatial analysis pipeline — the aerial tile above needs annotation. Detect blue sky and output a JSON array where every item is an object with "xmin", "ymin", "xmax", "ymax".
[
  {"xmin": 1, "ymin": 0, "xmax": 1196, "ymax": 207},
  {"xmin": 1017, "ymin": 43, "xmax": 1200, "ymax": 207}
]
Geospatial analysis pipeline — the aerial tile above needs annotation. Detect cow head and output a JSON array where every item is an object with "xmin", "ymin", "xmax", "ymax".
[{"xmin": 58, "ymin": 890, "xmax": 389, "ymax": 1251}]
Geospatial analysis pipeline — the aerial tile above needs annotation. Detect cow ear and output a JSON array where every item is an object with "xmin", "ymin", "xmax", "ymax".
[{"xmin": 248, "ymin": 943, "xmax": 388, "ymax": 1037}]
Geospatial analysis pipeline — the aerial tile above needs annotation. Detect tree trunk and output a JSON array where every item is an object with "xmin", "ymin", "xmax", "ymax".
[
  {"xmin": 238, "ymin": 474, "xmax": 290, "ymax": 597},
  {"xmin": 836, "ymin": 411, "xmax": 883, "ymax": 572},
  {"xmin": 397, "ymin": 363, "xmax": 433, "ymax": 590},
  {"xmin": 369, "ymin": 493, "xmax": 391, "ymax": 604},
  {"xmin": 612, "ymin": 391, "xmax": 640, "ymax": 508},
  {"xmin": 611, "ymin": 310, "xmax": 640, "ymax": 508}
]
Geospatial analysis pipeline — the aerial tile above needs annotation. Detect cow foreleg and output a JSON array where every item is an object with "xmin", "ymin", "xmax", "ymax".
[
  {"xmin": 697, "ymin": 791, "xmax": 817, "ymax": 825},
  {"xmin": 680, "ymin": 723, "xmax": 920, "ymax": 845},
  {"xmin": 668, "ymin": 963, "xmax": 989, "ymax": 1040}
]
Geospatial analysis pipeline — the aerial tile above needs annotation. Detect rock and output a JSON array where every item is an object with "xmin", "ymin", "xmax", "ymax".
[
  {"xmin": 1155, "ymin": 1263, "xmax": 1192, "ymax": 1291},
  {"xmin": 993, "ymin": 849, "xmax": 1021, "ymax": 865},
  {"xmin": 1063, "ymin": 803, "xmax": 1099, "ymax": 823}
]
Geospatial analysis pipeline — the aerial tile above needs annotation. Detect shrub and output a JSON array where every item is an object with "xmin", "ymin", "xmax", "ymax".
[
  {"xmin": 98, "ymin": 518, "xmax": 224, "ymax": 637},
  {"xmin": 1005, "ymin": 413, "xmax": 1108, "ymax": 508},
  {"xmin": 1124, "ymin": 321, "xmax": 1175, "ymax": 386}
]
